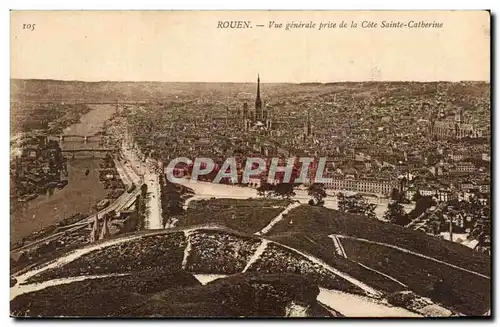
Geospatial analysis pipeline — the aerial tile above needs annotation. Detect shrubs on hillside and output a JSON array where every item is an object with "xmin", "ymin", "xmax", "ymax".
[
  {"xmin": 186, "ymin": 231, "xmax": 260, "ymax": 274},
  {"xmin": 26, "ymin": 232, "xmax": 187, "ymax": 283},
  {"xmin": 12, "ymin": 272, "xmax": 323, "ymax": 317},
  {"xmin": 247, "ymin": 243, "xmax": 364, "ymax": 295},
  {"xmin": 205, "ymin": 273, "xmax": 320, "ymax": 317},
  {"xmin": 12, "ymin": 229, "xmax": 90, "ymax": 273}
]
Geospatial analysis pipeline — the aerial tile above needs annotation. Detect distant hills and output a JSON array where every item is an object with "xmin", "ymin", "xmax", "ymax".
[{"xmin": 11, "ymin": 79, "xmax": 489, "ymax": 104}]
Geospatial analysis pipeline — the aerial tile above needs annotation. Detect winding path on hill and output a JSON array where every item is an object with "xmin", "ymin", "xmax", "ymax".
[
  {"xmin": 242, "ymin": 240, "xmax": 269, "ymax": 272},
  {"xmin": 255, "ymin": 202, "xmax": 302, "ymax": 236},
  {"xmin": 11, "ymin": 226, "xmax": 440, "ymax": 317},
  {"xmin": 11, "ymin": 273, "xmax": 130, "ymax": 301},
  {"xmin": 329, "ymin": 235, "xmax": 408, "ymax": 288},
  {"xmin": 317, "ymin": 288, "xmax": 422, "ymax": 317},
  {"xmin": 334, "ymin": 234, "xmax": 490, "ymax": 279},
  {"xmin": 11, "ymin": 226, "xmax": 380, "ymax": 299}
]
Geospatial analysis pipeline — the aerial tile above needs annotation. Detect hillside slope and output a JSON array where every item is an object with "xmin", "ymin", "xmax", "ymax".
[{"xmin": 265, "ymin": 205, "xmax": 490, "ymax": 315}]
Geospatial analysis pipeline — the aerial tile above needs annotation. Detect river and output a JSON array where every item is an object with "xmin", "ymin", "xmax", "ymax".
[
  {"xmin": 10, "ymin": 104, "xmax": 117, "ymax": 244},
  {"xmin": 62, "ymin": 104, "xmax": 116, "ymax": 135}
]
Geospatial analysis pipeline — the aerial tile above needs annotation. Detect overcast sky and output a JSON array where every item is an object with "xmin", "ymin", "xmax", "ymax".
[{"xmin": 11, "ymin": 11, "xmax": 490, "ymax": 82}]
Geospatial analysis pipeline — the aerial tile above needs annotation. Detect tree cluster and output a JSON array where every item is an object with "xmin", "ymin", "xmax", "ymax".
[
  {"xmin": 307, "ymin": 183, "xmax": 327, "ymax": 206},
  {"xmin": 136, "ymin": 184, "xmax": 148, "ymax": 230},
  {"xmin": 257, "ymin": 182, "xmax": 296, "ymax": 199},
  {"xmin": 159, "ymin": 174, "xmax": 186, "ymax": 227},
  {"xmin": 337, "ymin": 192, "xmax": 377, "ymax": 219},
  {"xmin": 383, "ymin": 201, "xmax": 410, "ymax": 226}
]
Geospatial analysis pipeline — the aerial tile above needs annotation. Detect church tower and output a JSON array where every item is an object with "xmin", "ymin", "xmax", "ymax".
[
  {"xmin": 303, "ymin": 110, "xmax": 312, "ymax": 140},
  {"xmin": 266, "ymin": 105, "xmax": 272, "ymax": 130},
  {"xmin": 454, "ymin": 107, "xmax": 464, "ymax": 139},
  {"xmin": 243, "ymin": 102, "xmax": 248, "ymax": 120},
  {"xmin": 255, "ymin": 74, "xmax": 262, "ymax": 121},
  {"xmin": 455, "ymin": 108, "xmax": 464, "ymax": 125},
  {"xmin": 307, "ymin": 110, "xmax": 312, "ymax": 137},
  {"xmin": 242, "ymin": 102, "xmax": 249, "ymax": 129},
  {"xmin": 424, "ymin": 102, "xmax": 435, "ymax": 138}
]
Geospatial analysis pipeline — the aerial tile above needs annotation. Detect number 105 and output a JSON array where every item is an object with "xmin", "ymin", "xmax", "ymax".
[{"xmin": 22, "ymin": 24, "xmax": 35, "ymax": 31}]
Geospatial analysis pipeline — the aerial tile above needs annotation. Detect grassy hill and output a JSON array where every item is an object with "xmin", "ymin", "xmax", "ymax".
[
  {"xmin": 177, "ymin": 198, "xmax": 290, "ymax": 234},
  {"xmin": 268, "ymin": 205, "xmax": 490, "ymax": 275},
  {"xmin": 340, "ymin": 237, "xmax": 490, "ymax": 315},
  {"xmin": 12, "ymin": 271, "xmax": 328, "ymax": 317},
  {"xmin": 265, "ymin": 205, "xmax": 490, "ymax": 315},
  {"xmin": 170, "ymin": 199, "xmax": 490, "ymax": 314},
  {"xmin": 268, "ymin": 231, "xmax": 407, "ymax": 294}
]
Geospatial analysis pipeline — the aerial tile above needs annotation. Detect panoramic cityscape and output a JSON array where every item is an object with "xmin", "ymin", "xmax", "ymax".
[
  {"xmin": 9, "ymin": 76, "xmax": 491, "ymax": 317},
  {"xmin": 9, "ymin": 10, "xmax": 490, "ymax": 318}
]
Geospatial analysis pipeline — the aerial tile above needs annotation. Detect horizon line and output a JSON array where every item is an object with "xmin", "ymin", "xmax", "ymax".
[{"xmin": 9, "ymin": 78, "xmax": 491, "ymax": 84}]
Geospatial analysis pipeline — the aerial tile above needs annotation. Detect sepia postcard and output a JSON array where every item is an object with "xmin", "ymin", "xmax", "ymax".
[{"xmin": 10, "ymin": 10, "xmax": 491, "ymax": 318}]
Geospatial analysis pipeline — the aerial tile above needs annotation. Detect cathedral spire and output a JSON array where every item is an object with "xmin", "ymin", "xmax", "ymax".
[
  {"xmin": 257, "ymin": 74, "xmax": 260, "ymax": 98},
  {"xmin": 255, "ymin": 74, "xmax": 262, "ymax": 120}
]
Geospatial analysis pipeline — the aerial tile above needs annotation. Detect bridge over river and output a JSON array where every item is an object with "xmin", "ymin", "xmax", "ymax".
[{"xmin": 45, "ymin": 134, "xmax": 118, "ymax": 154}]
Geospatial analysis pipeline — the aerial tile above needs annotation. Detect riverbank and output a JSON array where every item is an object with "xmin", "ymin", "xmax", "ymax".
[
  {"xmin": 10, "ymin": 159, "xmax": 107, "ymax": 244},
  {"xmin": 11, "ymin": 104, "xmax": 119, "ymax": 244}
]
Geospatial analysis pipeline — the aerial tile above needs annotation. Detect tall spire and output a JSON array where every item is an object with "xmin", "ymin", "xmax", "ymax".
[
  {"xmin": 255, "ymin": 74, "xmax": 262, "ymax": 120},
  {"xmin": 257, "ymin": 74, "xmax": 260, "ymax": 100}
]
